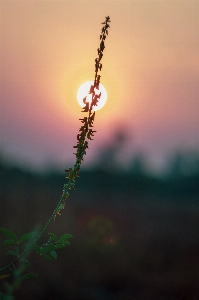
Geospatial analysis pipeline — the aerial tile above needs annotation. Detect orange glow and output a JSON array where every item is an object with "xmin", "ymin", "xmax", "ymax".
[{"xmin": 2, "ymin": 1, "xmax": 198, "ymax": 169}]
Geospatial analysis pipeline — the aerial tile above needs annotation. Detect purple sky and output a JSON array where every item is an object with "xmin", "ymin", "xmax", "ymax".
[{"xmin": 1, "ymin": 1, "xmax": 199, "ymax": 172}]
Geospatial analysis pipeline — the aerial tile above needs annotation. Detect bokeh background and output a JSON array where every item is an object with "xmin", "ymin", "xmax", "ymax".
[{"xmin": 1, "ymin": 1, "xmax": 199, "ymax": 299}]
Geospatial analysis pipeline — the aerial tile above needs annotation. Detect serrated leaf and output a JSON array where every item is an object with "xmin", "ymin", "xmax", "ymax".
[
  {"xmin": 40, "ymin": 244, "xmax": 55, "ymax": 255},
  {"xmin": 50, "ymin": 250, "xmax": 57, "ymax": 259},
  {"xmin": 62, "ymin": 241, "xmax": 71, "ymax": 246},
  {"xmin": 3, "ymin": 239, "xmax": 17, "ymax": 246},
  {"xmin": 43, "ymin": 254, "xmax": 52, "ymax": 261},
  {"xmin": 19, "ymin": 232, "xmax": 33, "ymax": 243},
  {"xmin": 54, "ymin": 243, "xmax": 65, "ymax": 249},
  {"xmin": 0, "ymin": 228, "xmax": 17, "ymax": 242},
  {"xmin": 7, "ymin": 251, "xmax": 17, "ymax": 256},
  {"xmin": 20, "ymin": 273, "xmax": 38, "ymax": 281},
  {"xmin": 58, "ymin": 234, "xmax": 73, "ymax": 243},
  {"xmin": 48, "ymin": 233, "xmax": 57, "ymax": 241},
  {"xmin": 33, "ymin": 243, "xmax": 41, "ymax": 254}
]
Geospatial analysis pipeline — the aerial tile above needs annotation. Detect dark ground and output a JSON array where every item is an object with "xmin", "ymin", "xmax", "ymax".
[{"xmin": 1, "ymin": 157, "xmax": 199, "ymax": 299}]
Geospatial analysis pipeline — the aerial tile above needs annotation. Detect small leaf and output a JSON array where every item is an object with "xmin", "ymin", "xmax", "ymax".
[
  {"xmin": 7, "ymin": 251, "xmax": 17, "ymax": 256},
  {"xmin": 3, "ymin": 239, "xmax": 17, "ymax": 246},
  {"xmin": 50, "ymin": 251, "xmax": 57, "ymax": 260},
  {"xmin": 58, "ymin": 234, "xmax": 73, "ymax": 243},
  {"xmin": 33, "ymin": 243, "xmax": 41, "ymax": 254},
  {"xmin": 54, "ymin": 243, "xmax": 65, "ymax": 249},
  {"xmin": 19, "ymin": 232, "xmax": 33, "ymax": 243},
  {"xmin": 0, "ymin": 228, "xmax": 17, "ymax": 242},
  {"xmin": 20, "ymin": 273, "xmax": 38, "ymax": 281},
  {"xmin": 62, "ymin": 241, "xmax": 71, "ymax": 246},
  {"xmin": 40, "ymin": 244, "xmax": 55, "ymax": 255},
  {"xmin": 48, "ymin": 233, "xmax": 57, "ymax": 241},
  {"xmin": 43, "ymin": 254, "xmax": 52, "ymax": 262}
]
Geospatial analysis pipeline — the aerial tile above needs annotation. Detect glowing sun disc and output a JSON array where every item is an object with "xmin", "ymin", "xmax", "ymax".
[{"xmin": 77, "ymin": 81, "xmax": 107, "ymax": 111}]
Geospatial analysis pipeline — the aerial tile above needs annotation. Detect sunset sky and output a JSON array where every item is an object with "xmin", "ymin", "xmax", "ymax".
[{"xmin": 1, "ymin": 1, "xmax": 199, "ymax": 171}]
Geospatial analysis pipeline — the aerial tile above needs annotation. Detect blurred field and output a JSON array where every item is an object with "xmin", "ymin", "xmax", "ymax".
[{"xmin": 1, "ymin": 154, "xmax": 199, "ymax": 300}]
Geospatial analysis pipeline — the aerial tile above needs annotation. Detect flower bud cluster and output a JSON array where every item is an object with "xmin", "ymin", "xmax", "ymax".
[{"xmin": 56, "ymin": 16, "xmax": 111, "ymax": 217}]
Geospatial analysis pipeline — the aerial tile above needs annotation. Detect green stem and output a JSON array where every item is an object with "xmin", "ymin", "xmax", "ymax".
[
  {"xmin": 34, "ymin": 200, "xmax": 62, "ymax": 243},
  {"xmin": 0, "ymin": 252, "xmax": 25, "ymax": 272},
  {"xmin": 0, "ymin": 15, "xmax": 111, "ymax": 273}
]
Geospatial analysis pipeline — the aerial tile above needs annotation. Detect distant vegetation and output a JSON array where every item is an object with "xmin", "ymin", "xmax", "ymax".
[
  {"xmin": 1, "ymin": 148, "xmax": 199, "ymax": 208},
  {"xmin": 1, "ymin": 150, "xmax": 199, "ymax": 299}
]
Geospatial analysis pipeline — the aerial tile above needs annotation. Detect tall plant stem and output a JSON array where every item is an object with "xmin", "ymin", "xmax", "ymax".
[{"xmin": 0, "ymin": 16, "xmax": 111, "ymax": 272}]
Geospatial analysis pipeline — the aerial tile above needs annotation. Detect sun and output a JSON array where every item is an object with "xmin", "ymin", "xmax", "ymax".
[{"xmin": 77, "ymin": 81, "xmax": 107, "ymax": 111}]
